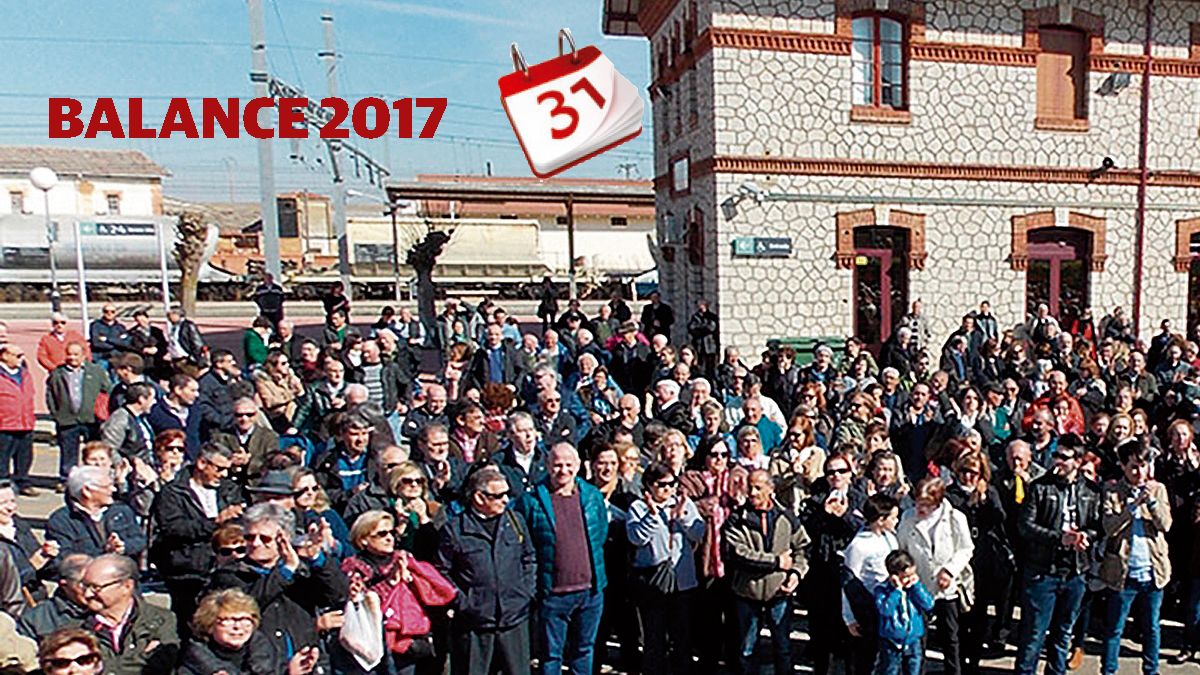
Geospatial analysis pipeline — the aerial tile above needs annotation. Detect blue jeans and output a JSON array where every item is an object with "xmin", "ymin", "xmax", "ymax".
[
  {"xmin": 0, "ymin": 431, "xmax": 33, "ymax": 489},
  {"xmin": 1102, "ymin": 578, "xmax": 1162, "ymax": 675},
  {"xmin": 539, "ymin": 589, "xmax": 604, "ymax": 675},
  {"xmin": 734, "ymin": 596, "xmax": 790, "ymax": 675},
  {"xmin": 1015, "ymin": 573, "xmax": 1086, "ymax": 675},
  {"xmin": 876, "ymin": 640, "xmax": 922, "ymax": 675},
  {"xmin": 56, "ymin": 423, "xmax": 93, "ymax": 480}
]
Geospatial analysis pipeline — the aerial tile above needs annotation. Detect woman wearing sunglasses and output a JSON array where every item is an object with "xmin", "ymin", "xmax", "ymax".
[
  {"xmin": 340, "ymin": 510, "xmax": 455, "ymax": 674},
  {"xmin": 626, "ymin": 462, "xmax": 704, "ymax": 675},
  {"xmin": 291, "ymin": 469, "xmax": 351, "ymax": 560},
  {"xmin": 37, "ymin": 628, "xmax": 102, "ymax": 675},
  {"xmin": 388, "ymin": 462, "xmax": 442, "ymax": 559},
  {"xmin": 178, "ymin": 588, "xmax": 318, "ymax": 675},
  {"xmin": 680, "ymin": 435, "xmax": 747, "ymax": 671}
]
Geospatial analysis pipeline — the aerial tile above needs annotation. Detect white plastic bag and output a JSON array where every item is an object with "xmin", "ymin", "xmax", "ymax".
[{"xmin": 338, "ymin": 590, "xmax": 384, "ymax": 671}]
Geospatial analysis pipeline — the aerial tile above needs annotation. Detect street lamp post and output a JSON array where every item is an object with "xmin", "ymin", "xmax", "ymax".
[{"xmin": 29, "ymin": 167, "xmax": 60, "ymax": 313}]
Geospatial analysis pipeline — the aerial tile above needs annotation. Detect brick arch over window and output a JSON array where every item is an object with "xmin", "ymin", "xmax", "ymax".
[
  {"xmin": 1011, "ymin": 211, "xmax": 1108, "ymax": 271},
  {"xmin": 834, "ymin": 0, "xmax": 926, "ymax": 41},
  {"xmin": 1023, "ymin": 5, "xmax": 1105, "ymax": 52},
  {"xmin": 1175, "ymin": 217, "xmax": 1200, "ymax": 272},
  {"xmin": 835, "ymin": 207, "xmax": 927, "ymax": 270}
]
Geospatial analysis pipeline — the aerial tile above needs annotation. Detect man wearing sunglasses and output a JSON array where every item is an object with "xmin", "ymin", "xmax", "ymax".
[
  {"xmin": 436, "ymin": 466, "xmax": 535, "ymax": 675},
  {"xmin": 89, "ymin": 304, "xmax": 127, "ymax": 375},
  {"xmin": 80, "ymin": 554, "xmax": 179, "ymax": 673},
  {"xmin": 150, "ymin": 443, "xmax": 243, "ymax": 634},
  {"xmin": 1014, "ymin": 434, "xmax": 1102, "ymax": 675}
]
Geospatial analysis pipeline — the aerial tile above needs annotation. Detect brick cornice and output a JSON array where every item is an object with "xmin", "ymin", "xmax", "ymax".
[
  {"xmin": 648, "ymin": 27, "xmax": 1200, "ymax": 87},
  {"xmin": 1011, "ymin": 210, "xmax": 1107, "ymax": 272},
  {"xmin": 664, "ymin": 155, "xmax": 1200, "ymax": 189},
  {"xmin": 835, "ymin": 206, "xmax": 927, "ymax": 270}
]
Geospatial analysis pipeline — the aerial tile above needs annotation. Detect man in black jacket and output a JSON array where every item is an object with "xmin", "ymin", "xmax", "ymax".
[
  {"xmin": 639, "ymin": 291, "xmax": 674, "ymax": 339},
  {"xmin": 207, "ymin": 502, "xmax": 347, "ymax": 673},
  {"xmin": 687, "ymin": 299, "xmax": 720, "ymax": 379},
  {"xmin": 465, "ymin": 324, "xmax": 523, "ymax": 392},
  {"xmin": 436, "ymin": 466, "xmax": 535, "ymax": 675},
  {"xmin": 166, "ymin": 307, "xmax": 207, "ymax": 370},
  {"xmin": 88, "ymin": 304, "xmax": 126, "ymax": 374},
  {"xmin": 196, "ymin": 349, "xmax": 241, "ymax": 443},
  {"xmin": 609, "ymin": 322, "xmax": 652, "ymax": 397},
  {"xmin": 150, "ymin": 443, "xmax": 244, "ymax": 633},
  {"xmin": 1014, "ymin": 434, "xmax": 1102, "ymax": 675}
]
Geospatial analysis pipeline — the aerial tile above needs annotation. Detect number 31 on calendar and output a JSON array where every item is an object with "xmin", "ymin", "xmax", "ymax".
[{"xmin": 499, "ymin": 28, "xmax": 644, "ymax": 179}]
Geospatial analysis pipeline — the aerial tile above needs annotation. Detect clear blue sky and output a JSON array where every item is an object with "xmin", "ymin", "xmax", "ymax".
[{"xmin": 0, "ymin": 0, "xmax": 654, "ymax": 202}]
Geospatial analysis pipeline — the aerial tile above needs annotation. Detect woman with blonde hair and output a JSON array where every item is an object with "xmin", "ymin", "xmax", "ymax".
[
  {"xmin": 341, "ymin": 510, "xmax": 455, "ymax": 673},
  {"xmin": 946, "ymin": 451, "xmax": 1010, "ymax": 669},
  {"xmin": 389, "ymin": 462, "xmax": 442, "ymax": 558},
  {"xmin": 178, "ymin": 588, "xmax": 318, "ymax": 675},
  {"xmin": 769, "ymin": 414, "xmax": 826, "ymax": 515},
  {"xmin": 254, "ymin": 350, "xmax": 305, "ymax": 433}
]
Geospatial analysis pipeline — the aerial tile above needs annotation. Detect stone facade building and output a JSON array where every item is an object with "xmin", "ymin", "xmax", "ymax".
[{"xmin": 604, "ymin": 0, "xmax": 1200, "ymax": 355}]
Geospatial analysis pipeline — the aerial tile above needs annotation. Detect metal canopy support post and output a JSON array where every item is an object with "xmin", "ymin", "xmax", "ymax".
[
  {"xmin": 73, "ymin": 220, "xmax": 89, "ymax": 338},
  {"xmin": 321, "ymin": 12, "xmax": 353, "ymax": 299},
  {"xmin": 390, "ymin": 204, "xmax": 402, "ymax": 303},
  {"xmin": 248, "ymin": 0, "xmax": 281, "ymax": 280},
  {"xmin": 1132, "ymin": 0, "xmax": 1153, "ymax": 338},
  {"xmin": 566, "ymin": 195, "xmax": 576, "ymax": 299},
  {"xmin": 155, "ymin": 220, "xmax": 171, "ymax": 315}
]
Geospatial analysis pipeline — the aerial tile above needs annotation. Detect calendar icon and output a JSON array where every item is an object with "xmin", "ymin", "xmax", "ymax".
[{"xmin": 499, "ymin": 28, "xmax": 644, "ymax": 178}]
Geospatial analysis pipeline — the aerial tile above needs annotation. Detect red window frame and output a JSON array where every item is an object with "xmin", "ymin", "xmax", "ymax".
[{"xmin": 851, "ymin": 14, "xmax": 909, "ymax": 110}]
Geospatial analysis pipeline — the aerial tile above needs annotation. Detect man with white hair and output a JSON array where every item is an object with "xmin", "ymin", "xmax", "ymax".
[
  {"xmin": 46, "ymin": 465, "xmax": 146, "ymax": 559},
  {"xmin": 400, "ymin": 382, "xmax": 449, "ymax": 442},
  {"xmin": 37, "ymin": 312, "xmax": 90, "ymax": 374},
  {"xmin": 687, "ymin": 378, "xmax": 715, "ymax": 430},
  {"xmin": 652, "ymin": 379, "xmax": 691, "ymax": 433},
  {"xmin": 80, "ymin": 553, "xmax": 179, "ymax": 672},
  {"xmin": 881, "ymin": 326, "xmax": 915, "ymax": 378}
]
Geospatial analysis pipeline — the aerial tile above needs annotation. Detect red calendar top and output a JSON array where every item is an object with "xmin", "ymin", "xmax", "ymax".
[{"xmin": 498, "ymin": 46, "xmax": 604, "ymax": 97}]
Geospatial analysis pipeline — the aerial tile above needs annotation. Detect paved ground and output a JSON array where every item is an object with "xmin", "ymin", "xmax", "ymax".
[{"xmin": 6, "ymin": 302, "xmax": 1197, "ymax": 672}]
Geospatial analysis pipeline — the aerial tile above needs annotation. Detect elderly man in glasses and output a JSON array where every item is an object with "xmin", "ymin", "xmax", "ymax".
[
  {"xmin": 89, "ymin": 304, "xmax": 127, "ymax": 375},
  {"xmin": 211, "ymin": 398, "xmax": 277, "ymax": 478},
  {"xmin": 37, "ymin": 312, "xmax": 91, "ymax": 375},
  {"xmin": 206, "ymin": 503, "xmax": 347, "ymax": 672},
  {"xmin": 80, "ymin": 554, "xmax": 179, "ymax": 673},
  {"xmin": 437, "ymin": 466, "xmax": 534, "ymax": 675}
]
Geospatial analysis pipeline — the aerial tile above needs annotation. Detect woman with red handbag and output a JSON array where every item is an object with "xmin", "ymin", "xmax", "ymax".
[{"xmin": 340, "ymin": 510, "xmax": 455, "ymax": 675}]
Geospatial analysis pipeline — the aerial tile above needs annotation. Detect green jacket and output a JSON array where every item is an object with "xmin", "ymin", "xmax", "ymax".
[
  {"xmin": 242, "ymin": 329, "xmax": 269, "ymax": 367},
  {"xmin": 93, "ymin": 600, "xmax": 179, "ymax": 675},
  {"xmin": 46, "ymin": 362, "xmax": 111, "ymax": 427}
]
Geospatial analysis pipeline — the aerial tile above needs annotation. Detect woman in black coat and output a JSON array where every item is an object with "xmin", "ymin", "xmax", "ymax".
[
  {"xmin": 177, "ymin": 588, "xmax": 317, "ymax": 675},
  {"xmin": 945, "ymin": 451, "xmax": 1011, "ymax": 668}
]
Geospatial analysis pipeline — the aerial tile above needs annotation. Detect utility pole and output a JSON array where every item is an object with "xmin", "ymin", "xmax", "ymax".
[
  {"xmin": 320, "ymin": 12, "xmax": 353, "ymax": 299},
  {"xmin": 247, "ymin": 0, "xmax": 282, "ymax": 280}
]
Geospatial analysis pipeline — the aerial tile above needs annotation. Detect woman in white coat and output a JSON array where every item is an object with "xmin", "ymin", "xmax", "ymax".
[{"xmin": 897, "ymin": 476, "xmax": 974, "ymax": 675}]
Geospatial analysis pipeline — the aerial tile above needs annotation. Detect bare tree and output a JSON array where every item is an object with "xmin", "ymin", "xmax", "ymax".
[
  {"xmin": 405, "ymin": 221, "xmax": 453, "ymax": 347},
  {"xmin": 167, "ymin": 208, "xmax": 209, "ymax": 316}
]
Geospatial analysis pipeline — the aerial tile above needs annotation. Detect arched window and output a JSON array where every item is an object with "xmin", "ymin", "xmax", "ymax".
[{"xmin": 851, "ymin": 15, "xmax": 907, "ymax": 109}]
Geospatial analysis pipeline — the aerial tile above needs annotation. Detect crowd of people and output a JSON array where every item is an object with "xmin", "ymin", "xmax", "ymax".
[{"xmin": 0, "ymin": 289, "xmax": 1197, "ymax": 675}]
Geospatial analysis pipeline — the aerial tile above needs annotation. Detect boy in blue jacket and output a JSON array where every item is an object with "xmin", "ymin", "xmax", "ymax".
[{"xmin": 875, "ymin": 549, "xmax": 935, "ymax": 675}]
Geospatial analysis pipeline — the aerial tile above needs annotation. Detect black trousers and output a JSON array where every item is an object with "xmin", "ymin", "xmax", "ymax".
[
  {"xmin": 695, "ymin": 576, "xmax": 735, "ymax": 671},
  {"xmin": 636, "ymin": 589, "xmax": 694, "ymax": 675},
  {"xmin": 450, "ymin": 622, "xmax": 531, "ymax": 675},
  {"xmin": 163, "ymin": 576, "xmax": 206, "ymax": 636},
  {"xmin": 933, "ymin": 598, "xmax": 963, "ymax": 675}
]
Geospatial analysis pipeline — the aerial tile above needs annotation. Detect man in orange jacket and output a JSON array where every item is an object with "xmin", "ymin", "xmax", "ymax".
[{"xmin": 37, "ymin": 313, "xmax": 90, "ymax": 375}]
